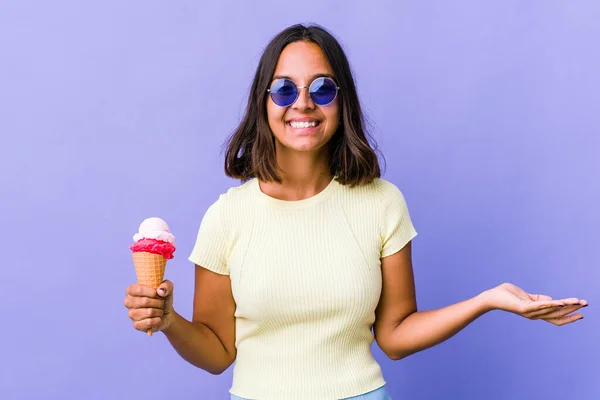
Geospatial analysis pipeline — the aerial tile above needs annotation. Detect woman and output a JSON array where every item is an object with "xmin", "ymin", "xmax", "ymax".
[{"xmin": 124, "ymin": 24, "xmax": 587, "ymax": 400}]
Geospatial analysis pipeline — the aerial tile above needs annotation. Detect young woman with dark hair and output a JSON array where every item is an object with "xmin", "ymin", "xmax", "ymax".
[{"xmin": 124, "ymin": 24, "xmax": 587, "ymax": 400}]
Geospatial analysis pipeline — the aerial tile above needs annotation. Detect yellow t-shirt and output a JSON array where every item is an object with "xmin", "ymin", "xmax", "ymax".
[{"xmin": 189, "ymin": 177, "xmax": 417, "ymax": 400}]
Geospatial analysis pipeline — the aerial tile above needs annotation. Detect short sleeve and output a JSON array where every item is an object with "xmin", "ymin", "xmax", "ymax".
[
  {"xmin": 188, "ymin": 197, "xmax": 230, "ymax": 275},
  {"xmin": 380, "ymin": 182, "xmax": 418, "ymax": 258}
]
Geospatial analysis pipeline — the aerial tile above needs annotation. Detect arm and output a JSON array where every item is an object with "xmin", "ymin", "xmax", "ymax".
[
  {"xmin": 374, "ymin": 242, "xmax": 587, "ymax": 361},
  {"xmin": 373, "ymin": 241, "xmax": 487, "ymax": 360},
  {"xmin": 162, "ymin": 265, "xmax": 236, "ymax": 374}
]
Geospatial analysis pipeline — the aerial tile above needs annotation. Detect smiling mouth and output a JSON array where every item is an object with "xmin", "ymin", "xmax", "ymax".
[{"xmin": 287, "ymin": 121, "xmax": 321, "ymax": 129}]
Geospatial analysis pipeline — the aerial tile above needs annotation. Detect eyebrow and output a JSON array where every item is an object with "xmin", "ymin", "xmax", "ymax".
[{"xmin": 272, "ymin": 73, "xmax": 335, "ymax": 82}]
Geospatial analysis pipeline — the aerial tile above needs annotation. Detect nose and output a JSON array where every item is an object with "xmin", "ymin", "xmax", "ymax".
[{"xmin": 292, "ymin": 86, "xmax": 315, "ymax": 110}]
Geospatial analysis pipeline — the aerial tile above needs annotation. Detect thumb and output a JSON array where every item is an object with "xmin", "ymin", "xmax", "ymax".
[{"xmin": 157, "ymin": 280, "xmax": 173, "ymax": 298}]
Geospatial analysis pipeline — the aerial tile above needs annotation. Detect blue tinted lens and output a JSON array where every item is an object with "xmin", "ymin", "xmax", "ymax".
[
  {"xmin": 309, "ymin": 77, "xmax": 338, "ymax": 105},
  {"xmin": 269, "ymin": 79, "xmax": 298, "ymax": 106}
]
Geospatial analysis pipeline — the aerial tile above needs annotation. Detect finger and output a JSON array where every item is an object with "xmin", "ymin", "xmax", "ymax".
[
  {"xmin": 124, "ymin": 295, "xmax": 164, "ymax": 310},
  {"xmin": 545, "ymin": 312, "xmax": 584, "ymax": 326},
  {"xmin": 529, "ymin": 294, "xmax": 553, "ymax": 302},
  {"xmin": 528, "ymin": 304, "xmax": 583, "ymax": 319},
  {"xmin": 523, "ymin": 300, "xmax": 566, "ymax": 313},
  {"xmin": 128, "ymin": 307, "xmax": 164, "ymax": 321},
  {"xmin": 157, "ymin": 280, "xmax": 173, "ymax": 298},
  {"xmin": 559, "ymin": 297, "xmax": 581, "ymax": 305},
  {"xmin": 133, "ymin": 317, "xmax": 162, "ymax": 332},
  {"xmin": 126, "ymin": 284, "xmax": 157, "ymax": 298}
]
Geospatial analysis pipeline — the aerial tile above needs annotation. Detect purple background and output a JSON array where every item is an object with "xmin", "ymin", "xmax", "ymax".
[{"xmin": 2, "ymin": 1, "xmax": 598, "ymax": 399}]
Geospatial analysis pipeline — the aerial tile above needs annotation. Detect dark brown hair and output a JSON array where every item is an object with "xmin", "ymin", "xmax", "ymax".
[{"xmin": 223, "ymin": 23, "xmax": 383, "ymax": 187}]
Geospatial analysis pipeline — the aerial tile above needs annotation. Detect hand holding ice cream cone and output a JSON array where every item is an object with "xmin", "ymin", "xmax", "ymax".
[
  {"xmin": 128, "ymin": 217, "xmax": 176, "ymax": 336},
  {"xmin": 124, "ymin": 280, "xmax": 174, "ymax": 335}
]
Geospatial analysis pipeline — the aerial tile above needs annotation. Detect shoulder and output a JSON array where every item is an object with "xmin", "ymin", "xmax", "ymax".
[
  {"xmin": 339, "ymin": 177, "xmax": 406, "ymax": 203},
  {"xmin": 374, "ymin": 179, "xmax": 412, "ymax": 215},
  {"xmin": 370, "ymin": 178, "xmax": 405, "ymax": 197},
  {"xmin": 201, "ymin": 179, "xmax": 257, "ymax": 235},
  {"xmin": 333, "ymin": 178, "xmax": 410, "ymax": 224},
  {"xmin": 209, "ymin": 178, "xmax": 257, "ymax": 211}
]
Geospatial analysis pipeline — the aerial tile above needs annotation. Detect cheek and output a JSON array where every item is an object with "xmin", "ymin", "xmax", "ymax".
[
  {"xmin": 323, "ymin": 104, "xmax": 340, "ymax": 133},
  {"xmin": 267, "ymin": 101, "xmax": 286, "ymax": 129}
]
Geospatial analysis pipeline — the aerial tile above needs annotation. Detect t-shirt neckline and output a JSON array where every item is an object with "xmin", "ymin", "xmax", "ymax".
[{"xmin": 252, "ymin": 176, "xmax": 339, "ymax": 209}]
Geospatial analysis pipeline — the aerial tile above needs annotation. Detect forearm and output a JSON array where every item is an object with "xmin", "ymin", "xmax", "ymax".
[
  {"xmin": 386, "ymin": 292, "xmax": 492, "ymax": 360},
  {"xmin": 161, "ymin": 311, "xmax": 234, "ymax": 374}
]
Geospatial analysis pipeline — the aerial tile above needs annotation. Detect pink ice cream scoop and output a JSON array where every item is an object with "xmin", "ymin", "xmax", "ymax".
[{"xmin": 130, "ymin": 217, "xmax": 176, "ymax": 259}]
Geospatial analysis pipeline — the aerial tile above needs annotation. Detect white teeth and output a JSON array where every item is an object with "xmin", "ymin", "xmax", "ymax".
[{"xmin": 290, "ymin": 121, "xmax": 318, "ymax": 128}]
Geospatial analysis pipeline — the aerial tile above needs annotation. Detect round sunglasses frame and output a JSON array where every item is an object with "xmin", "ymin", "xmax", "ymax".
[{"xmin": 267, "ymin": 77, "xmax": 340, "ymax": 107}]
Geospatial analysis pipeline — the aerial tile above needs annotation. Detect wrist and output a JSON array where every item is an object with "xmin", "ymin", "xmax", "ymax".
[
  {"xmin": 161, "ymin": 310, "xmax": 178, "ymax": 335},
  {"xmin": 473, "ymin": 290, "xmax": 496, "ymax": 314}
]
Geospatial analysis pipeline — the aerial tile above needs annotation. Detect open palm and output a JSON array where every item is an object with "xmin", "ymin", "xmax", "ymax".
[{"xmin": 486, "ymin": 283, "xmax": 587, "ymax": 326}]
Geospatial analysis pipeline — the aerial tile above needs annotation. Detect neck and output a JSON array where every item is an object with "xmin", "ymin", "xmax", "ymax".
[{"xmin": 259, "ymin": 145, "xmax": 333, "ymax": 201}]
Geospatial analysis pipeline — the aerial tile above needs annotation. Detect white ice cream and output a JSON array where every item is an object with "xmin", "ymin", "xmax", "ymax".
[{"xmin": 133, "ymin": 217, "xmax": 175, "ymax": 244}]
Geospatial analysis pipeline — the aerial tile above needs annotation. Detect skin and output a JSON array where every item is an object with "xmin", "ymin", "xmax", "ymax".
[
  {"xmin": 374, "ymin": 242, "xmax": 587, "ymax": 360},
  {"xmin": 123, "ymin": 41, "xmax": 588, "ymax": 374},
  {"xmin": 262, "ymin": 40, "xmax": 339, "ymax": 200}
]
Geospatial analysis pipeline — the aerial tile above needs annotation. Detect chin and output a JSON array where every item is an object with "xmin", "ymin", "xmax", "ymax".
[{"xmin": 284, "ymin": 137, "xmax": 328, "ymax": 153}]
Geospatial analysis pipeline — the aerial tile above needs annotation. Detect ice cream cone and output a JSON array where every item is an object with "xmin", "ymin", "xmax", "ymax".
[{"xmin": 132, "ymin": 251, "xmax": 166, "ymax": 336}]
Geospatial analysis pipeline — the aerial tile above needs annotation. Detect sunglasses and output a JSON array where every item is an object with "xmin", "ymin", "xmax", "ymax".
[{"xmin": 267, "ymin": 77, "xmax": 340, "ymax": 107}]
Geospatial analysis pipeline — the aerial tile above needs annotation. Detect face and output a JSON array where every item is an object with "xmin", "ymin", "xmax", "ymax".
[{"xmin": 266, "ymin": 41, "xmax": 340, "ymax": 153}]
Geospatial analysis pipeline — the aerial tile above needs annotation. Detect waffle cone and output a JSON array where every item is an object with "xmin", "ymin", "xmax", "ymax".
[
  {"xmin": 132, "ymin": 252, "xmax": 166, "ymax": 288},
  {"xmin": 132, "ymin": 252, "xmax": 167, "ymax": 337}
]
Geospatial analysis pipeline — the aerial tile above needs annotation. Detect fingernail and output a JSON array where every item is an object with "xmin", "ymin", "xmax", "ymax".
[{"xmin": 158, "ymin": 288, "xmax": 166, "ymax": 295}]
